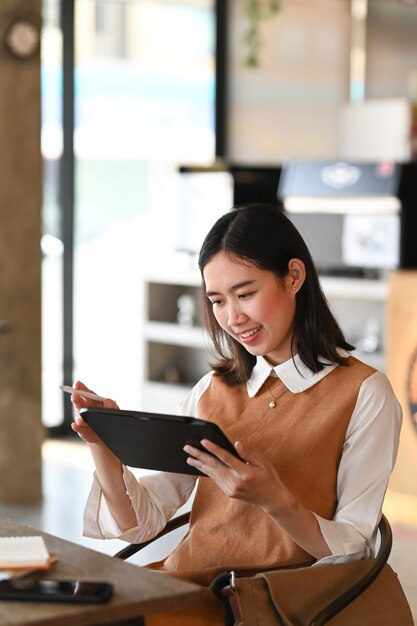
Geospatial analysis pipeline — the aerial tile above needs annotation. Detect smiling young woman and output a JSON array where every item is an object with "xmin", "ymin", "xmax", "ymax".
[
  {"xmin": 198, "ymin": 203, "xmax": 354, "ymax": 385},
  {"xmin": 71, "ymin": 203, "xmax": 403, "ymax": 625},
  {"xmin": 203, "ymin": 252, "xmax": 303, "ymax": 367}
]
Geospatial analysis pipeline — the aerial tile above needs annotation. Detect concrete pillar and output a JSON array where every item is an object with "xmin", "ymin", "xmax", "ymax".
[{"xmin": 0, "ymin": 0, "xmax": 43, "ymax": 503}]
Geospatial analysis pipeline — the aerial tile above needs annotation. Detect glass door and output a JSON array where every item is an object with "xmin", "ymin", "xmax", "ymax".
[{"xmin": 41, "ymin": 0, "xmax": 217, "ymax": 429}]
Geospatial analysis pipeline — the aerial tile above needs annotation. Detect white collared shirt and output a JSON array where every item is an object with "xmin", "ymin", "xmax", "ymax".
[{"xmin": 84, "ymin": 354, "xmax": 402, "ymax": 564}]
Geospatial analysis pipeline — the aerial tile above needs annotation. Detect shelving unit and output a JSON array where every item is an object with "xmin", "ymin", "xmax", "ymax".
[
  {"xmin": 140, "ymin": 266, "xmax": 390, "ymax": 412},
  {"xmin": 141, "ymin": 268, "xmax": 210, "ymax": 412},
  {"xmin": 320, "ymin": 275, "xmax": 387, "ymax": 372}
]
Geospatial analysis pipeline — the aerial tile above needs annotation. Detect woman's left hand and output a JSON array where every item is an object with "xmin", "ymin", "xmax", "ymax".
[
  {"xmin": 184, "ymin": 439, "xmax": 332, "ymax": 560},
  {"xmin": 183, "ymin": 439, "xmax": 285, "ymax": 514}
]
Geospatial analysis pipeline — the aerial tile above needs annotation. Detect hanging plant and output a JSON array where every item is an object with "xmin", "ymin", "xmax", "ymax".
[{"xmin": 242, "ymin": 0, "xmax": 281, "ymax": 68}]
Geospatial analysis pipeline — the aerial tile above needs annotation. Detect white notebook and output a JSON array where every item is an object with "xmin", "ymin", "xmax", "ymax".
[{"xmin": 0, "ymin": 536, "xmax": 51, "ymax": 570}]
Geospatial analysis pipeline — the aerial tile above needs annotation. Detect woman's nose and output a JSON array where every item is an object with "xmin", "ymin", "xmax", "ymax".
[{"xmin": 227, "ymin": 303, "xmax": 247, "ymax": 328}]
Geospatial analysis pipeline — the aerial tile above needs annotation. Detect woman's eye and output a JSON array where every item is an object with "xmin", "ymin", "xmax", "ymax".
[
  {"xmin": 238, "ymin": 292, "xmax": 253, "ymax": 300},
  {"xmin": 210, "ymin": 299, "xmax": 221, "ymax": 306}
]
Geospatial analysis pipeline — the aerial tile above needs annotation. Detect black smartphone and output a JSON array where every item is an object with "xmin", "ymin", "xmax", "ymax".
[{"xmin": 0, "ymin": 578, "xmax": 113, "ymax": 603}]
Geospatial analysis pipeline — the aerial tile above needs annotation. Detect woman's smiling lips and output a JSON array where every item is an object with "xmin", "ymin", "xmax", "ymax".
[{"xmin": 238, "ymin": 325, "xmax": 262, "ymax": 344}]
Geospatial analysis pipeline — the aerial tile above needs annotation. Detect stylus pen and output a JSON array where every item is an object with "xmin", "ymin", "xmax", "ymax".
[{"xmin": 60, "ymin": 385, "xmax": 108, "ymax": 403}]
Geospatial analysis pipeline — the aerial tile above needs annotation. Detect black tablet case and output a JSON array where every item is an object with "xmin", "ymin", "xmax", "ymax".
[{"xmin": 80, "ymin": 407, "xmax": 240, "ymax": 476}]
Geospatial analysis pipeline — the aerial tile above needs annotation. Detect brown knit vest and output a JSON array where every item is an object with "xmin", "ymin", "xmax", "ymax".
[{"xmin": 149, "ymin": 356, "xmax": 375, "ymax": 586}]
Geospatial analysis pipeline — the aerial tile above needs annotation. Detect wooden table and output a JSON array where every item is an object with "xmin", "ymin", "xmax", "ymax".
[{"xmin": 0, "ymin": 519, "xmax": 202, "ymax": 626}]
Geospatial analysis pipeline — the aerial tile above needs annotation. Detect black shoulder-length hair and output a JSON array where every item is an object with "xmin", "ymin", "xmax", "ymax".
[{"xmin": 198, "ymin": 202, "xmax": 354, "ymax": 386}]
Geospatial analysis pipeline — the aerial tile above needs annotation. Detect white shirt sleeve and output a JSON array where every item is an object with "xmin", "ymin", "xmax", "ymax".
[
  {"xmin": 83, "ymin": 467, "xmax": 197, "ymax": 543},
  {"xmin": 312, "ymin": 370, "xmax": 402, "ymax": 564},
  {"xmin": 82, "ymin": 373, "xmax": 212, "ymax": 543}
]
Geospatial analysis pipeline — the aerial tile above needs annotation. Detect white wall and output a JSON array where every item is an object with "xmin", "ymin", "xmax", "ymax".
[
  {"xmin": 227, "ymin": 0, "xmax": 417, "ymax": 164},
  {"xmin": 227, "ymin": 0, "xmax": 351, "ymax": 163}
]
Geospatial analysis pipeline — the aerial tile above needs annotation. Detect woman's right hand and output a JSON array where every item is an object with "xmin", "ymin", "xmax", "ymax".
[
  {"xmin": 70, "ymin": 381, "xmax": 137, "ymax": 532},
  {"xmin": 70, "ymin": 380, "xmax": 118, "ymax": 446}
]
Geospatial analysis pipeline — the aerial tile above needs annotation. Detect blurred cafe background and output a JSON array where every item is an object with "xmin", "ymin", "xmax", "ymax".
[{"xmin": 1, "ymin": 0, "xmax": 417, "ymax": 620}]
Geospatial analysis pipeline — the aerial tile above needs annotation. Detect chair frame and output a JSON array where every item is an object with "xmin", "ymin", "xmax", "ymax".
[
  {"xmin": 113, "ymin": 511, "xmax": 191, "ymax": 561},
  {"xmin": 311, "ymin": 513, "xmax": 392, "ymax": 625}
]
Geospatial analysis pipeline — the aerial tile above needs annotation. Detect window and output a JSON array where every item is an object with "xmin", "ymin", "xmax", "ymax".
[{"xmin": 41, "ymin": 0, "xmax": 218, "ymax": 428}]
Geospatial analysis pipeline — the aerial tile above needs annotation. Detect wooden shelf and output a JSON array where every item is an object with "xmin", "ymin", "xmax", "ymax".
[
  {"xmin": 144, "ymin": 321, "xmax": 208, "ymax": 349},
  {"xmin": 142, "ymin": 380, "xmax": 196, "ymax": 413},
  {"xmin": 320, "ymin": 276, "xmax": 387, "ymax": 301}
]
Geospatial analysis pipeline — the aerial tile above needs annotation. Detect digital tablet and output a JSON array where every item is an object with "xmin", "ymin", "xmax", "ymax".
[{"xmin": 80, "ymin": 407, "xmax": 241, "ymax": 476}]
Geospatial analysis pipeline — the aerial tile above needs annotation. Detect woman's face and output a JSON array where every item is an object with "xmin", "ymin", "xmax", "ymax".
[{"xmin": 203, "ymin": 252, "xmax": 303, "ymax": 366}]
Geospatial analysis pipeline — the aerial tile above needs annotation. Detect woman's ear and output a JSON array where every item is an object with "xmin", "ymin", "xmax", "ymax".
[{"xmin": 287, "ymin": 258, "xmax": 306, "ymax": 294}]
